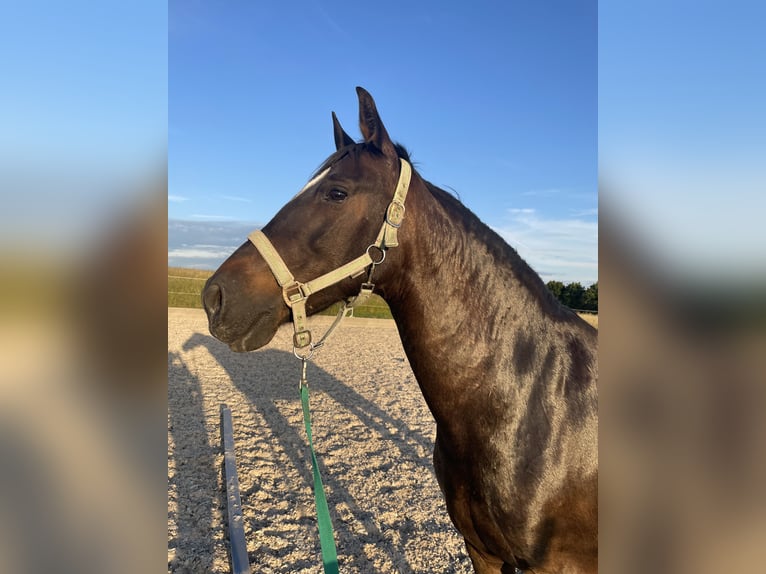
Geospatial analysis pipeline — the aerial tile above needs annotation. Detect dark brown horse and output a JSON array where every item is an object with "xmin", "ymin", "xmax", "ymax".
[{"xmin": 202, "ymin": 88, "xmax": 598, "ymax": 573}]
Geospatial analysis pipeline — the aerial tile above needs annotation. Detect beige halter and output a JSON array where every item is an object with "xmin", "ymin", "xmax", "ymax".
[{"xmin": 248, "ymin": 158, "xmax": 411, "ymax": 352}]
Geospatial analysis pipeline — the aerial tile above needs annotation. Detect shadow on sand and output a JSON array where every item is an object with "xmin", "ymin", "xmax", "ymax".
[{"xmin": 171, "ymin": 332, "xmax": 439, "ymax": 572}]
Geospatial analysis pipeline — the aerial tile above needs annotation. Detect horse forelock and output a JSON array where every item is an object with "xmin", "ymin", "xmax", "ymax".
[
  {"xmin": 309, "ymin": 141, "xmax": 413, "ymax": 180},
  {"xmin": 310, "ymin": 149, "xmax": 351, "ymax": 179}
]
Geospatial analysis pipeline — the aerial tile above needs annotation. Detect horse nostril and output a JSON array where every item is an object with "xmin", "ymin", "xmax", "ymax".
[{"xmin": 203, "ymin": 282, "xmax": 223, "ymax": 318}]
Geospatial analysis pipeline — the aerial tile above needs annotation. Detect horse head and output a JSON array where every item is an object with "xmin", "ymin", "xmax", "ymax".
[{"xmin": 203, "ymin": 87, "xmax": 409, "ymax": 352}]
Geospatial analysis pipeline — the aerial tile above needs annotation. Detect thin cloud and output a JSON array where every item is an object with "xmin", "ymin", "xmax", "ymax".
[
  {"xmin": 168, "ymin": 194, "xmax": 189, "ymax": 202},
  {"xmin": 521, "ymin": 188, "xmax": 563, "ymax": 197},
  {"xmin": 521, "ymin": 188, "xmax": 595, "ymax": 202},
  {"xmin": 168, "ymin": 246, "xmax": 237, "ymax": 259},
  {"xmin": 189, "ymin": 214, "xmax": 237, "ymax": 221},
  {"xmin": 311, "ymin": 0, "xmax": 353, "ymax": 40},
  {"xmin": 168, "ymin": 218, "xmax": 260, "ymax": 269},
  {"xmin": 493, "ymin": 208, "xmax": 598, "ymax": 285},
  {"xmin": 570, "ymin": 207, "xmax": 598, "ymax": 217},
  {"xmin": 219, "ymin": 195, "xmax": 253, "ymax": 203}
]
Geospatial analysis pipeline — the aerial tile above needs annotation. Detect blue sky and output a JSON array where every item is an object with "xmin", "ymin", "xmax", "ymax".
[
  {"xmin": 1, "ymin": 1, "xmax": 166, "ymax": 254},
  {"xmin": 600, "ymin": 0, "xmax": 766, "ymax": 281},
  {"xmin": 1, "ymin": 2, "xmax": 166, "ymax": 170},
  {"xmin": 2, "ymin": 1, "xmax": 760, "ymax": 288},
  {"xmin": 169, "ymin": 1, "xmax": 598, "ymax": 284}
]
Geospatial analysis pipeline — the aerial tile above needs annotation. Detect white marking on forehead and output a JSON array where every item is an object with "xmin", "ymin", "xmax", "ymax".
[{"xmin": 293, "ymin": 167, "xmax": 331, "ymax": 199}]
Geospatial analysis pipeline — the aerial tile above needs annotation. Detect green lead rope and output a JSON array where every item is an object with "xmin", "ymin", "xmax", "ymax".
[{"xmin": 300, "ymin": 376, "xmax": 340, "ymax": 574}]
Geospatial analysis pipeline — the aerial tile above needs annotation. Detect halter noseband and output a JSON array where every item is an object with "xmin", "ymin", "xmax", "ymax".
[{"xmin": 248, "ymin": 158, "xmax": 412, "ymax": 352}]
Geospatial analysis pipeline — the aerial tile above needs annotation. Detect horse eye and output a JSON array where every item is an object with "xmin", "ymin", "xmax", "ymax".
[{"xmin": 327, "ymin": 189, "xmax": 348, "ymax": 202}]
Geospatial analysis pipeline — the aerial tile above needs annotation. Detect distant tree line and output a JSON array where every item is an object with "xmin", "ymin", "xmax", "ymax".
[{"xmin": 546, "ymin": 281, "xmax": 598, "ymax": 312}]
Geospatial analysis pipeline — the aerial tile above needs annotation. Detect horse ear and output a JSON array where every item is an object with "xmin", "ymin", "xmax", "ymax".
[
  {"xmin": 332, "ymin": 111, "xmax": 355, "ymax": 150},
  {"xmin": 356, "ymin": 86, "xmax": 396, "ymax": 158}
]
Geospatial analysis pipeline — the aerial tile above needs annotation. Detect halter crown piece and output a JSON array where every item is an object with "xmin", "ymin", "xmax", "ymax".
[{"xmin": 248, "ymin": 158, "xmax": 412, "ymax": 353}]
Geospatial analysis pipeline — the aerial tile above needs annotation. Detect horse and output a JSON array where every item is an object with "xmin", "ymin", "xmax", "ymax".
[{"xmin": 202, "ymin": 87, "xmax": 598, "ymax": 574}]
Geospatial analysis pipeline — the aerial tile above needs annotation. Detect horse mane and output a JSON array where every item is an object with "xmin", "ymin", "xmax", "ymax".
[
  {"xmin": 395, "ymin": 144, "xmax": 568, "ymax": 319},
  {"xmin": 410, "ymin": 157, "xmax": 568, "ymax": 319}
]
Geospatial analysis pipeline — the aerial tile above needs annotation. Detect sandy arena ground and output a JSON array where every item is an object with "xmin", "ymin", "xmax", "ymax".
[{"xmin": 168, "ymin": 308, "xmax": 473, "ymax": 573}]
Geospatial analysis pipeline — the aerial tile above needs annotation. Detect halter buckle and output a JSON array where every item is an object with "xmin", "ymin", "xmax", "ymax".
[
  {"xmin": 293, "ymin": 329, "xmax": 312, "ymax": 349},
  {"xmin": 385, "ymin": 200, "xmax": 405, "ymax": 228},
  {"xmin": 283, "ymin": 282, "xmax": 306, "ymax": 306}
]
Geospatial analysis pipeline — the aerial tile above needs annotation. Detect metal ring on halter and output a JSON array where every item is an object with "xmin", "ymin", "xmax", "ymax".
[
  {"xmin": 366, "ymin": 244, "xmax": 386, "ymax": 265},
  {"xmin": 293, "ymin": 344, "xmax": 315, "ymax": 361}
]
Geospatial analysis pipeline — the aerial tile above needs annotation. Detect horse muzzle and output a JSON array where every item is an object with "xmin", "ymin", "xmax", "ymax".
[{"xmin": 202, "ymin": 273, "xmax": 287, "ymax": 352}]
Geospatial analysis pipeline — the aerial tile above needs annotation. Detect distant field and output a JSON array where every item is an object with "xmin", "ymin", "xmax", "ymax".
[
  {"xmin": 168, "ymin": 267, "xmax": 212, "ymax": 309},
  {"xmin": 578, "ymin": 313, "xmax": 598, "ymax": 329},
  {"xmin": 168, "ymin": 267, "xmax": 596, "ymax": 327},
  {"xmin": 320, "ymin": 298, "xmax": 393, "ymax": 319}
]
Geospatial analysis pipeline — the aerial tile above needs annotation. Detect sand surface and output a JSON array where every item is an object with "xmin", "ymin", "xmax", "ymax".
[{"xmin": 168, "ymin": 308, "xmax": 473, "ymax": 573}]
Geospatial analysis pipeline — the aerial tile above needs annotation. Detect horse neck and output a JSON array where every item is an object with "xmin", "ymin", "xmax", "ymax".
[{"xmin": 378, "ymin": 175, "xmax": 566, "ymax": 424}]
